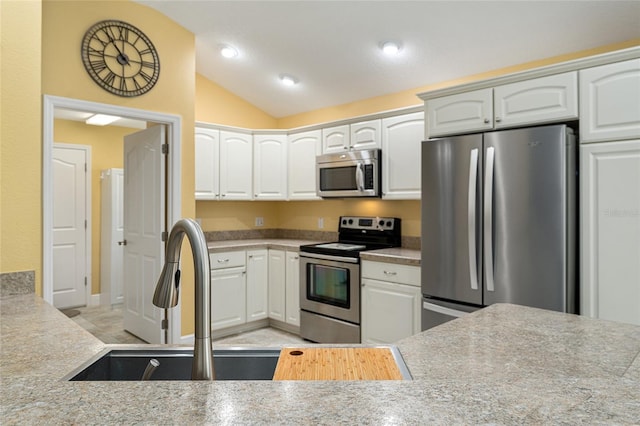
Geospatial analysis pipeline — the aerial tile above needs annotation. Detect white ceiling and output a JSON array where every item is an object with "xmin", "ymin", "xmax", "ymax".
[{"xmin": 135, "ymin": 0, "xmax": 640, "ymax": 118}]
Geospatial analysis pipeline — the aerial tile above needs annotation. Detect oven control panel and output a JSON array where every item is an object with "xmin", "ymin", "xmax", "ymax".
[{"xmin": 339, "ymin": 216, "xmax": 398, "ymax": 231}]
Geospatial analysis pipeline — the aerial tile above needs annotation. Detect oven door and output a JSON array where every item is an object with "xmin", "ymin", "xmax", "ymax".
[{"xmin": 299, "ymin": 252, "xmax": 360, "ymax": 324}]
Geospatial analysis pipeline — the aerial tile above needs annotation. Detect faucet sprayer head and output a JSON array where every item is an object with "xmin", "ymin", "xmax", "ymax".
[{"xmin": 153, "ymin": 262, "xmax": 180, "ymax": 308}]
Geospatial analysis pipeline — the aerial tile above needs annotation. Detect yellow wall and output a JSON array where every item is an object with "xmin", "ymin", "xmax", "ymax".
[
  {"xmin": 196, "ymin": 74, "xmax": 277, "ymax": 128},
  {"xmin": 54, "ymin": 119, "xmax": 135, "ymax": 295},
  {"xmin": 0, "ymin": 0, "xmax": 43, "ymax": 292}
]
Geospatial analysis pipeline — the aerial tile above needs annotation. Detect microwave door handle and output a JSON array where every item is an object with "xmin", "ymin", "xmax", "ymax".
[{"xmin": 356, "ymin": 163, "xmax": 365, "ymax": 191}]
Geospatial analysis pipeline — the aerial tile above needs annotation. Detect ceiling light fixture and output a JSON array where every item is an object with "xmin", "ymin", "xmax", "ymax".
[
  {"xmin": 279, "ymin": 74, "xmax": 298, "ymax": 86},
  {"xmin": 380, "ymin": 41, "xmax": 401, "ymax": 55},
  {"xmin": 85, "ymin": 114, "xmax": 121, "ymax": 126},
  {"xmin": 220, "ymin": 44, "xmax": 238, "ymax": 58}
]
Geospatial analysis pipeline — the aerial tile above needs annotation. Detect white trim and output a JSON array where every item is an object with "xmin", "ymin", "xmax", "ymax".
[
  {"xmin": 43, "ymin": 95, "xmax": 183, "ymax": 344},
  {"xmin": 89, "ymin": 293, "xmax": 101, "ymax": 307},
  {"xmin": 52, "ymin": 142, "xmax": 92, "ymax": 309},
  {"xmin": 417, "ymin": 46, "xmax": 640, "ymax": 100}
]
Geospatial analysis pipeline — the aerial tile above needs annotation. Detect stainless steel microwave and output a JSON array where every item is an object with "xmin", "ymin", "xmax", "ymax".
[{"xmin": 316, "ymin": 149, "xmax": 381, "ymax": 198}]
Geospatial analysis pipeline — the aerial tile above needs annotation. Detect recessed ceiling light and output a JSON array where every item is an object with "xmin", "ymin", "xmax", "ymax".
[
  {"xmin": 220, "ymin": 44, "xmax": 238, "ymax": 58},
  {"xmin": 85, "ymin": 114, "xmax": 120, "ymax": 126},
  {"xmin": 381, "ymin": 41, "xmax": 401, "ymax": 55},
  {"xmin": 279, "ymin": 74, "xmax": 298, "ymax": 86}
]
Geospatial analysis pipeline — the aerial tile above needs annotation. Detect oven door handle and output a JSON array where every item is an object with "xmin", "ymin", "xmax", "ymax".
[{"xmin": 300, "ymin": 252, "xmax": 359, "ymax": 264}]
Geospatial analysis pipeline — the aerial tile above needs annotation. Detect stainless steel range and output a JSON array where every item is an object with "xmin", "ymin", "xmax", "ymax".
[{"xmin": 299, "ymin": 216, "xmax": 401, "ymax": 343}]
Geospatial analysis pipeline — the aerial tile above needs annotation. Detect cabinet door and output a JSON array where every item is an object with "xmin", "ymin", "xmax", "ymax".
[
  {"xmin": 350, "ymin": 119, "xmax": 381, "ymax": 151},
  {"xmin": 219, "ymin": 130, "xmax": 253, "ymax": 200},
  {"xmin": 426, "ymin": 88, "xmax": 493, "ymax": 137},
  {"xmin": 253, "ymin": 134, "xmax": 287, "ymax": 200},
  {"xmin": 361, "ymin": 278, "xmax": 421, "ymax": 345},
  {"xmin": 194, "ymin": 127, "xmax": 219, "ymax": 200},
  {"xmin": 322, "ymin": 124, "xmax": 350, "ymax": 153},
  {"xmin": 580, "ymin": 59, "xmax": 640, "ymax": 143},
  {"xmin": 211, "ymin": 266, "xmax": 247, "ymax": 330},
  {"xmin": 246, "ymin": 249, "xmax": 269, "ymax": 322},
  {"xmin": 285, "ymin": 251, "xmax": 300, "ymax": 326},
  {"xmin": 381, "ymin": 112, "xmax": 424, "ymax": 199},
  {"xmin": 580, "ymin": 140, "xmax": 640, "ymax": 326},
  {"xmin": 268, "ymin": 249, "xmax": 286, "ymax": 322},
  {"xmin": 287, "ymin": 130, "xmax": 321, "ymax": 200},
  {"xmin": 494, "ymin": 72, "xmax": 578, "ymax": 128}
]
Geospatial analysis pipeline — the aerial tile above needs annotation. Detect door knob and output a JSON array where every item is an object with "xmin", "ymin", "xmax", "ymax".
[{"xmin": 118, "ymin": 240, "xmax": 127, "ymax": 246}]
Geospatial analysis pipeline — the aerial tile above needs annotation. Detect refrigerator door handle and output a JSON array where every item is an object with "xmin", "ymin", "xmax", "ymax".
[
  {"xmin": 423, "ymin": 301, "xmax": 468, "ymax": 318},
  {"xmin": 484, "ymin": 146, "xmax": 495, "ymax": 292},
  {"xmin": 467, "ymin": 148, "xmax": 479, "ymax": 291}
]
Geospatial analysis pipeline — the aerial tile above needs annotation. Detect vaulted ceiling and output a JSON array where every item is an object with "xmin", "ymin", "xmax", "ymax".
[{"xmin": 140, "ymin": 1, "xmax": 640, "ymax": 118}]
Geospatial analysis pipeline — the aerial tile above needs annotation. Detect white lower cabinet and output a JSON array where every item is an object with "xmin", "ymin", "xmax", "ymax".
[
  {"xmin": 246, "ymin": 249, "xmax": 268, "ymax": 321},
  {"xmin": 268, "ymin": 249, "xmax": 300, "ymax": 326},
  {"xmin": 580, "ymin": 140, "xmax": 640, "ymax": 326},
  {"xmin": 361, "ymin": 260, "xmax": 421, "ymax": 344},
  {"xmin": 211, "ymin": 265, "xmax": 247, "ymax": 331},
  {"xmin": 285, "ymin": 251, "xmax": 300, "ymax": 326}
]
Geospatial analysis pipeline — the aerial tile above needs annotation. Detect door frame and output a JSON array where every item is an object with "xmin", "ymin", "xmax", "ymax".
[
  {"xmin": 43, "ymin": 95, "xmax": 182, "ymax": 344},
  {"xmin": 52, "ymin": 142, "xmax": 92, "ymax": 308}
]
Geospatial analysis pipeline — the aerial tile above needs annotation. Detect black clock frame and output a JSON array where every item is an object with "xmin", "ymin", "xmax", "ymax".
[{"xmin": 81, "ymin": 20, "xmax": 160, "ymax": 97}]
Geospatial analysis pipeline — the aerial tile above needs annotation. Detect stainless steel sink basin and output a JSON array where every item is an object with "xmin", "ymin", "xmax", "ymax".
[{"xmin": 65, "ymin": 347, "xmax": 280, "ymax": 381}]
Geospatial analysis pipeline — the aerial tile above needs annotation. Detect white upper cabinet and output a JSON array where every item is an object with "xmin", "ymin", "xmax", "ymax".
[
  {"xmin": 253, "ymin": 134, "xmax": 287, "ymax": 200},
  {"xmin": 322, "ymin": 124, "xmax": 350, "ymax": 153},
  {"xmin": 381, "ymin": 112, "xmax": 424, "ymax": 199},
  {"xmin": 194, "ymin": 127, "xmax": 220, "ymax": 200},
  {"xmin": 426, "ymin": 73, "xmax": 578, "ymax": 137},
  {"xmin": 288, "ymin": 130, "xmax": 321, "ymax": 200},
  {"xmin": 580, "ymin": 59, "xmax": 640, "ymax": 143},
  {"xmin": 219, "ymin": 130, "xmax": 253, "ymax": 200},
  {"xmin": 494, "ymin": 72, "xmax": 578, "ymax": 128},
  {"xmin": 427, "ymin": 88, "xmax": 493, "ymax": 137},
  {"xmin": 322, "ymin": 120, "xmax": 382, "ymax": 153},
  {"xmin": 350, "ymin": 119, "xmax": 382, "ymax": 151}
]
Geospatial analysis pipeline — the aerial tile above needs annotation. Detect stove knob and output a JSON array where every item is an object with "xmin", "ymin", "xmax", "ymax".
[
  {"xmin": 342, "ymin": 219, "xmax": 347, "ymax": 225},
  {"xmin": 386, "ymin": 220, "xmax": 393, "ymax": 227},
  {"xmin": 348, "ymin": 219, "xmax": 354, "ymax": 225},
  {"xmin": 378, "ymin": 220, "xmax": 385, "ymax": 227}
]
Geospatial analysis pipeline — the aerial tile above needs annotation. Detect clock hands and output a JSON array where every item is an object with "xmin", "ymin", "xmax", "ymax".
[{"xmin": 102, "ymin": 28, "xmax": 130, "ymax": 66}]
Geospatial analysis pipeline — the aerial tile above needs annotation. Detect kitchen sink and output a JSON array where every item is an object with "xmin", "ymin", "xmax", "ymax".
[{"xmin": 65, "ymin": 347, "xmax": 280, "ymax": 381}]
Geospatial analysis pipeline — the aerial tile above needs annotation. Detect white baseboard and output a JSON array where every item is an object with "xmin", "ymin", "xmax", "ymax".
[{"xmin": 89, "ymin": 293, "xmax": 101, "ymax": 306}]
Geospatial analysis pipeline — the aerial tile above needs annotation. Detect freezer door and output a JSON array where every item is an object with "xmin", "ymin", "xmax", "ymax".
[
  {"xmin": 421, "ymin": 135, "xmax": 483, "ymax": 305},
  {"xmin": 421, "ymin": 298, "xmax": 480, "ymax": 331},
  {"xmin": 483, "ymin": 125, "xmax": 575, "ymax": 312}
]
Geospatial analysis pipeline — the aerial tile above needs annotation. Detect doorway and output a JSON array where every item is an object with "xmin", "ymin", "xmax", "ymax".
[{"xmin": 43, "ymin": 95, "xmax": 183, "ymax": 344}]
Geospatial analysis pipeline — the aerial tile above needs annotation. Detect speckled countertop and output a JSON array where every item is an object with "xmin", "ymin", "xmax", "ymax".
[{"xmin": 2, "ymin": 293, "xmax": 639, "ymax": 424}]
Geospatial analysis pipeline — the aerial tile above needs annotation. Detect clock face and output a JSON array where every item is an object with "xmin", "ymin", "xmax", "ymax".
[{"xmin": 81, "ymin": 20, "xmax": 160, "ymax": 97}]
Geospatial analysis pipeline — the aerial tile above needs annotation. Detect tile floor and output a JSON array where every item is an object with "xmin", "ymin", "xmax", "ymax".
[{"xmin": 66, "ymin": 304, "xmax": 306, "ymax": 346}]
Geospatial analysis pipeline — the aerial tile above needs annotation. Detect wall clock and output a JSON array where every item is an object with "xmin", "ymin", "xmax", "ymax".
[{"xmin": 81, "ymin": 20, "xmax": 160, "ymax": 97}]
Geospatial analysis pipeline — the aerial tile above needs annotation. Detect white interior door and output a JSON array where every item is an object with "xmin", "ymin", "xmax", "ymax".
[
  {"xmin": 100, "ymin": 168, "xmax": 124, "ymax": 306},
  {"xmin": 52, "ymin": 144, "xmax": 89, "ymax": 309},
  {"xmin": 123, "ymin": 126, "xmax": 165, "ymax": 343}
]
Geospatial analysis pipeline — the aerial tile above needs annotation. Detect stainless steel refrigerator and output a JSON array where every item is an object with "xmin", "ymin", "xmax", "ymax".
[{"xmin": 421, "ymin": 124, "xmax": 577, "ymax": 330}]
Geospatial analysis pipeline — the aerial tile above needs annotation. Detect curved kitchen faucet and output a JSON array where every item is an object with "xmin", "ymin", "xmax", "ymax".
[{"xmin": 152, "ymin": 218, "xmax": 214, "ymax": 380}]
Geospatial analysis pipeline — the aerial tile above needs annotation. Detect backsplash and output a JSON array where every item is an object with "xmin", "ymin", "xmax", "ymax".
[{"xmin": 1, "ymin": 270, "xmax": 35, "ymax": 297}]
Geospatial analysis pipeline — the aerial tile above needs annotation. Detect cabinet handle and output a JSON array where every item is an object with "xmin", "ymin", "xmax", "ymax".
[
  {"xmin": 495, "ymin": 117, "xmax": 502, "ymax": 123},
  {"xmin": 383, "ymin": 270, "xmax": 397, "ymax": 276},
  {"xmin": 483, "ymin": 118, "xmax": 490, "ymax": 124},
  {"xmin": 217, "ymin": 258, "xmax": 230, "ymax": 263},
  {"xmin": 118, "ymin": 240, "xmax": 127, "ymax": 246}
]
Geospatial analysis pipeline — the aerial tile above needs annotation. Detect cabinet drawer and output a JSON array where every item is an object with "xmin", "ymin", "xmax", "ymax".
[
  {"xmin": 209, "ymin": 251, "xmax": 246, "ymax": 269},
  {"xmin": 361, "ymin": 260, "xmax": 420, "ymax": 287}
]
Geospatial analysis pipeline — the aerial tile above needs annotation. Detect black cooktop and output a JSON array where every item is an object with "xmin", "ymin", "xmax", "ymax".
[{"xmin": 300, "ymin": 216, "xmax": 401, "ymax": 259}]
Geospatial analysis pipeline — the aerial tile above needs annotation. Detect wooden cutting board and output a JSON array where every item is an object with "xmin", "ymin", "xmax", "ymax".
[{"xmin": 272, "ymin": 347, "xmax": 404, "ymax": 381}]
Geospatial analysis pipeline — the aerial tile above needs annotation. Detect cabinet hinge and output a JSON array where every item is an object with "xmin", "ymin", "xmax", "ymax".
[
  {"xmin": 84, "ymin": 277, "xmax": 87, "ymax": 287},
  {"xmin": 85, "ymin": 163, "xmax": 87, "ymax": 172},
  {"xmin": 162, "ymin": 144, "xmax": 169, "ymax": 155},
  {"xmin": 84, "ymin": 219, "xmax": 87, "ymax": 229},
  {"xmin": 161, "ymin": 231, "xmax": 168, "ymax": 242},
  {"xmin": 161, "ymin": 319, "xmax": 169, "ymax": 330}
]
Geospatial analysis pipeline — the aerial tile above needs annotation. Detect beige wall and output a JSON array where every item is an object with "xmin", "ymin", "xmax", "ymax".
[{"xmin": 54, "ymin": 119, "xmax": 135, "ymax": 295}]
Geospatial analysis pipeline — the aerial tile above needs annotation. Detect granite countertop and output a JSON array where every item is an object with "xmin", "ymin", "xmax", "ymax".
[
  {"xmin": 360, "ymin": 247, "xmax": 421, "ymax": 266},
  {"xmin": 2, "ymin": 293, "xmax": 639, "ymax": 424},
  {"xmin": 206, "ymin": 238, "xmax": 321, "ymax": 253}
]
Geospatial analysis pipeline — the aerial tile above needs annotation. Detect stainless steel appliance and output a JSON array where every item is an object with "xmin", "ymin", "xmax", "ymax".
[
  {"xmin": 300, "ymin": 216, "xmax": 401, "ymax": 343},
  {"xmin": 316, "ymin": 149, "xmax": 381, "ymax": 198},
  {"xmin": 421, "ymin": 124, "xmax": 577, "ymax": 330}
]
